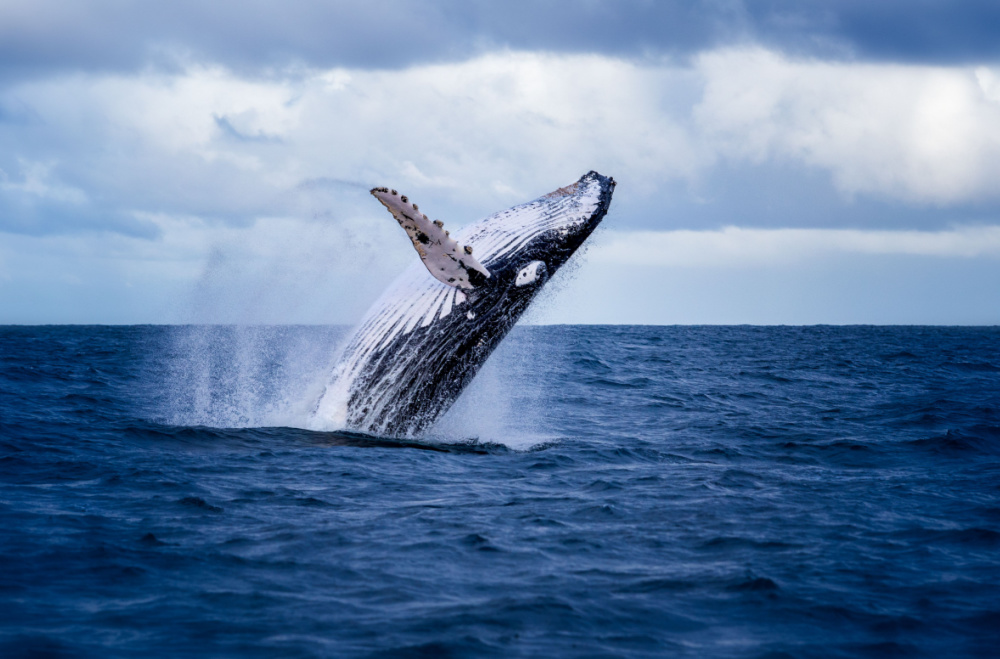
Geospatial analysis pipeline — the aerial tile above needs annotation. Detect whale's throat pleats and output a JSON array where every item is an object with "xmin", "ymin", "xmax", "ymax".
[{"xmin": 370, "ymin": 188, "xmax": 490, "ymax": 290}]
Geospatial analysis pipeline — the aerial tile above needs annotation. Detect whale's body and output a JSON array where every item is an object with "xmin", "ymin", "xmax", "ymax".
[{"xmin": 312, "ymin": 171, "xmax": 615, "ymax": 437}]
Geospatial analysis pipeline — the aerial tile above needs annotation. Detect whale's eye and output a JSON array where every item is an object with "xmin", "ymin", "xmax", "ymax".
[{"xmin": 515, "ymin": 261, "xmax": 547, "ymax": 287}]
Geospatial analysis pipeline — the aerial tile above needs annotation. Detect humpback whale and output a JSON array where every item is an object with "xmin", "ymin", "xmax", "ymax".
[{"xmin": 311, "ymin": 171, "xmax": 616, "ymax": 438}]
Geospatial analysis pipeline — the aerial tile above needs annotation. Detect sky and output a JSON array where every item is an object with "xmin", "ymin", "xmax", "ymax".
[{"xmin": 2, "ymin": 0, "xmax": 1000, "ymax": 325}]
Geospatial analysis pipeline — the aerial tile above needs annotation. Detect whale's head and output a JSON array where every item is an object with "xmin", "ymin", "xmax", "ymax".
[
  {"xmin": 462, "ymin": 170, "xmax": 615, "ymax": 301},
  {"xmin": 371, "ymin": 170, "xmax": 615, "ymax": 297}
]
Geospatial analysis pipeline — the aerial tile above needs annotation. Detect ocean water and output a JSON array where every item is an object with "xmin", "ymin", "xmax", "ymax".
[{"xmin": 1, "ymin": 324, "xmax": 998, "ymax": 658}]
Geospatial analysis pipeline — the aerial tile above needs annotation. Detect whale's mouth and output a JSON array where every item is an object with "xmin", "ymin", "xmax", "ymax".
[{"xmin": 543, "ymin": 181, "xmax": 582, "ymax": 198}]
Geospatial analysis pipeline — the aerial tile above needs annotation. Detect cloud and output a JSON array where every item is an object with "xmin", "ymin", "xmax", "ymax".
[
  {"xmin": 696, "ymin": 48, "xmax": 1000, "ymax": 205},
  {"xmin": 0, "ymin": 160, "xmax": 159, "ymax": 237},
  {"xmin": 4, "ymin": 3, "xmax": 1000, "ymax": 325},
  {"xmin": 779, "ymin": 0, "xmax": 1000, "ymax": 64},
  {"xmin": 0, "ymin": 210, "xmax": 409, "ymax": 324},
  {"xmin": 0, "ymin": 53, "xmax": 705, "ymax": 237},
  {"xmin": 0, "ymin": 66, "xmax": 307, "ymax": 234},
  {"xmin": 590, "ymin": 225, "xmax": 1000, "ymax": 268},
  {"xmin": 4, "ymin": 48, "xmax": 1000, "ymax": 243},
  {"xmin": 213, "ymin": 115, "xmax": 283, "ymax": 144},
  {"xmin": 0, "ymin": 0, "xmax": 733, "ymax": 80},
  {"xmin": 2, "ymin": 1, "xmax": 998, "ymax": 85}
]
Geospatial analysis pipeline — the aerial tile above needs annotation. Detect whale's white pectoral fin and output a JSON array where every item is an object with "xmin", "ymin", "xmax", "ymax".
[{"xmin": 371, "ymin": 187, "xmax": 491, "ymax": 290}]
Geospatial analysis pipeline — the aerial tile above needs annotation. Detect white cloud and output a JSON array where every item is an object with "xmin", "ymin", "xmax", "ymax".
[
  {"xmin": 696, "ymin": 48, "xmax": 1000, "ymax": 204},
  {"xmin": 5, "ymin": 48, "xmax": 1000, "ymax": 323},
  {"xmin": 1, "ymin": 51, "xmax": 705, "ymax": 235},
  {"xmin": 5, "ymin": 48, "xmax": 1000, "ymax": 237}
]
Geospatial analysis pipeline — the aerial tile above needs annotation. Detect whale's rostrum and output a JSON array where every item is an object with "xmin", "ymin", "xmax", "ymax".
[{"xmin": 311, "ymin": 171, "xmax": 616, "ymax": 438}]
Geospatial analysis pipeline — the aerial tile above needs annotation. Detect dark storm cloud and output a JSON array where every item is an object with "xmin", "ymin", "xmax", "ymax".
[
  {"xmin": 749, "ymin": 0, "xmax": 1000, "ymax": 64},
  {"xmin": 1, "ymin": 0, "xmax": 997, "ymax": 82}
]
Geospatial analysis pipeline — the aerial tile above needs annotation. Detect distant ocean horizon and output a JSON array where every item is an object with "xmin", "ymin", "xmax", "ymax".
[
  {"xmin": 5, "ymin": 322, "xmax": 1000, "ymax": 327},
  {"xmin": 2, "ymin": 324, "xmax": 998, "ymax": 657}
]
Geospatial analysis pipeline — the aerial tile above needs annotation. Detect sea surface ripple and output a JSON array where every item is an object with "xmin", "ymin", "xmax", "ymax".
[{"xmin": 1, "ymin": 325, "xmax": 998, "ymax": 657}]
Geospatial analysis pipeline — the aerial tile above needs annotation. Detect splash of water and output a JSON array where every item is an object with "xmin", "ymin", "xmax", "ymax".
[
  {"xmin": 156, "ymin": 325, "xmax": 344, "ymax": 429},
  {"xmin": 429, "ymin": 328, "xmax": 556, "ymax": 451},
  {"xmin": 152, "ymin": 324, "xmax": 551, "ymax": 450},
  {"xmin": 151, "ymin": 179, "xmax": 570, "ymax": 447}
]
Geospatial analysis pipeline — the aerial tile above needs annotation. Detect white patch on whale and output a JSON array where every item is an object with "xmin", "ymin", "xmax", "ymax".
[{"xmin": 515, "ymin": 261, "xmax": 547, "ymax": 287}]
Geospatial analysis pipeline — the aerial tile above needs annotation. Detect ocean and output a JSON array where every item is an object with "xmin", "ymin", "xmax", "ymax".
[{"xmin": 1, "ymin": 324, "xmax": 998, "ymax": 657}]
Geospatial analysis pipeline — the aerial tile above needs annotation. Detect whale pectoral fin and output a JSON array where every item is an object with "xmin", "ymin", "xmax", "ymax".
[{"xmin": 371, "ymin": 187, "xmax": 491, "ymax": 290}]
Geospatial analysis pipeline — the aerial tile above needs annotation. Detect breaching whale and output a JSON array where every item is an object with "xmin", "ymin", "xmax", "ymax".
[{"xmin": 311, "ymin": 171, "xmax": 616, "ymax": 438}]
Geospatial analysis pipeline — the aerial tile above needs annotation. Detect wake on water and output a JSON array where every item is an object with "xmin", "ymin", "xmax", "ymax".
[{"xmin": 152, "ymin": 324, "xmax": 555, "ymax": 451}]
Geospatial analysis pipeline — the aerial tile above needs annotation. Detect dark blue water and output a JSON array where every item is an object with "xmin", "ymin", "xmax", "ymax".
[{"xmin": 1, "ymin": 325, "xmax": 999, "ymax": 658}]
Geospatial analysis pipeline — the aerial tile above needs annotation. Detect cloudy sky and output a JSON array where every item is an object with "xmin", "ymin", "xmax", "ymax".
[{"xmin": 2, "ymin": 0, "xmax": 1000, "ymax": 324}]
